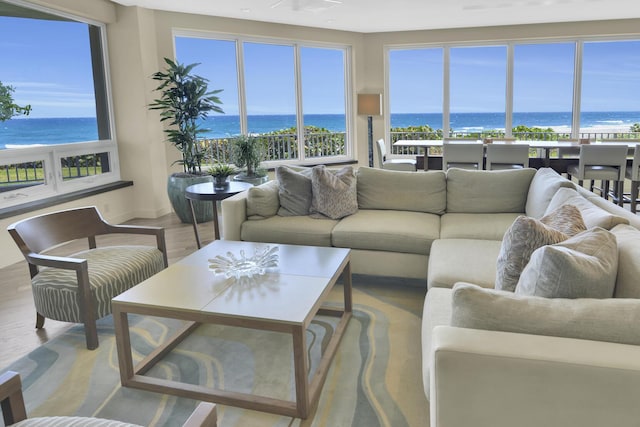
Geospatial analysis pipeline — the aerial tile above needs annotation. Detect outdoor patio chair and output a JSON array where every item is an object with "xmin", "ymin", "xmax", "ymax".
[
  {"xmin": 7, "ymin": 206, "xmax": 168, "ymax": 350},
  {"xmin": 566, "ymin": 144, "xmax": 628, "ymax": 206},
  {"xmin": 624, "ymin": 144, "xmax": 640, "ymax": 213},
  {"xmin": 485, "ymin": 144, "xmax": 530, "ymax": 170},
  {"xmin": 0, "ymin": 371, "xmax": 217, "ymax": 426},
  {"xmin": 375, "ymin": 139, "xmax": 416, "ymax": 171},
  {"xmin": 442, "ymin": 141, "xmax": 485, "ymax": 170}
]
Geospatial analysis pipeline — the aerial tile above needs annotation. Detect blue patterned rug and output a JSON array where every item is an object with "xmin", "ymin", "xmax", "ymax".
[{"xmin": 2, "ymin": 277, "xmax": 428, "ymax": 427}]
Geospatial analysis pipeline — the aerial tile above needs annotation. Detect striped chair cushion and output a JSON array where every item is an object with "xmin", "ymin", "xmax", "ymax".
[
  {"xmin": 13, "ymin": 416, "xmax": 142, "ymax": 426},
  {"xmin": 31, "ymin": 246, "xmax": 164, "ymax": 323}
]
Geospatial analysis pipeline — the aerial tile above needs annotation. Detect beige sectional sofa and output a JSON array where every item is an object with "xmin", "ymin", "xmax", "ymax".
[{"xmin": 222, "ymin": 166, "xmax": 640, "ymax": 426}]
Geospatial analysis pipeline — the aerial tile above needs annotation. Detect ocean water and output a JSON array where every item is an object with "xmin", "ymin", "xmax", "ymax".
[{"xmin": 2, "ymin": 112, "xmax": 640, "ymax": 149}]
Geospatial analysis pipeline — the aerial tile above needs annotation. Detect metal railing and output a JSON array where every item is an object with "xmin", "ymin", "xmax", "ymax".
[{"xmin": 0, "ymin": 152, "xmax": 109, "ymax": 192}]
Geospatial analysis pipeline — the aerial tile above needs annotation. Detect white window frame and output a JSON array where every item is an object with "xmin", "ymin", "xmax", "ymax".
[
  {"xmin": 0, "ymin": 0, "xmax": 120, "ymax": 210},
  {"xmin": 173, "ymin": 30, "xmax": 354, "ymax": 166}
]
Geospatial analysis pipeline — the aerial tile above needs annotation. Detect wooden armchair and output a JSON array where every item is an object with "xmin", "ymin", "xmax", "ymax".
[
  {"xmin": 0, "ymin": 371, "xmax": 217, "ymax": 426},
  {"xmin": 7, "ymin": 206, "xmax": 168, "ymax": 350}
]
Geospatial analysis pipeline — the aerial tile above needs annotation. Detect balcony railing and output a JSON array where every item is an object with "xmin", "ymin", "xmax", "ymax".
[{"xmin": 202, "ymin": 131, "xmax": 347, "ymax": 163}]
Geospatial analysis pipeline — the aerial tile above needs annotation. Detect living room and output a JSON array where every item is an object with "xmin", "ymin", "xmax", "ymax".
[{"xmin": 1, "ymin": 0, "xmax": 640, "ymax": 426}]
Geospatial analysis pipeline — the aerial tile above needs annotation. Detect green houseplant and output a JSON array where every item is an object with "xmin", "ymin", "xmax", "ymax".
[
  {"xmin": 150, "ymin": 58, "xmax": 224, "ymax": 223},
  {"xmin": 231, "ymin": 134, "xmax": 268, "ymax": 185},
  {"xmin": 208, "ymin": 162, "xmax": 236, "ymax": 189}
]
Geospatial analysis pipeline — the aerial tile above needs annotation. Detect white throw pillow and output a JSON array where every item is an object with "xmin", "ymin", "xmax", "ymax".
[
  {"xmin": 246, "ymin": 180, "xmax": 279, "ymax": 219},
  {"xmin": 515, "ymin": 227, "xmax": 618, "ymax": 299},
  {"xmin": 452, "ymin": 282, "xmax": 640, "ymax": 346},
  {"xmin": 545, "ymin": 187, "xmax": 629, "ymax": 230},
  {"xmin": 276, "ymin": 165, "xmax": 313, "ymax": 216},
  {"xmin": 525, "ymin": 167, "xmax": 575, "ymax": 219}
]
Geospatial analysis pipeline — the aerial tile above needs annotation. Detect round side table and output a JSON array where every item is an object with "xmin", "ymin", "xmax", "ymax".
[{"xmin": 185, "ymin": 181, "xmax": 253, "ymax": 248}]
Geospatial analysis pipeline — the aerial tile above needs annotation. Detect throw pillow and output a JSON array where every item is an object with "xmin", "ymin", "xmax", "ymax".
[
  {"xmin": 525, "ymin": 167, "xmax": 575, "ymax": 219},
  {"xmin": 610, "ymin": 224, "xmax": 640, "ymax": 298},
  {"xmin": 539, "ymin": 204, "xmax": 587, "ymax": 237},
  {"xmin": 276, "ymin": 165, "xmax": 313, "ymax": 216},
  {"xmin": 515, "ymin": 227, "xmax": 618, "ymax": 298},
  {"xmin": 310, "ymin": 165, "xmax": 358, "ymax": 219},
  {"xmin": 545, "ymin": 187, "xmax": 629, "ymax": 230},
  {"xmin": 451, "ymin": 282, "xmax": 640, "ymax": 346},
  {"xmin": 495, "ymin": 216, "xmax": 569, "ymax": 292},
  {"xmin": 246, "ymin": 180, "xmax": 279, "ymax": 219}
]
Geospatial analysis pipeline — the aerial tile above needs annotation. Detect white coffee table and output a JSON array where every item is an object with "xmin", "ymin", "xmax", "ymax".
[{"xmin": 112, "ymin": 240, "xmax": 352, "ymax": 419}]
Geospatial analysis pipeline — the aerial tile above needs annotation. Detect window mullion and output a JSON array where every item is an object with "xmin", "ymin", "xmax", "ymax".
[
  {"xmin": 572, "ymin": 41, "xmax": 583, "ymax": 138},
  {"xmin": 443, "ymin": 47, "xmax": 450, "ymax": 138},
  {"xmin": 505, "ymin": 43, "xmax": 514, "ymax": 137},
  {"xmin": 237, "ymin": 40, "xmax": 248, "ymax": 135},
  {"xmin": 294, "ymin": 44, "xmax": 305, "ymax": 161}
]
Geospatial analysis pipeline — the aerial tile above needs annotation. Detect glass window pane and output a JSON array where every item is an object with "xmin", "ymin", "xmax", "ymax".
[
  {"xmin": 60, "ymin": 152, "xmax": 110, "ymax": 181},
  {"xmin": 0, "ymin": 15, "xmax": 99, "ymax": 149},
  {"xmin": 244, "ymin": 42, "xmax": 296, "ymax": 134},
  {"xmin": 0, "ymin": 159, "xmax": 46, "ymax": 192},
  {"xmin": 450, "ymin": 46, "xmax": 506, "ymax": 137},
  {"xmin": 389, "ymin": 48, "xmax": 443, "ymax": 131},
  {"xmin": 514, "ymin": 43, "xmax": 575, "ymax": 138},
  {"xmin": 301, "ymin": 47, "xmax": 346, "ymax": 158},
  {"xmin": 175, "ymin": 37, "xmax": 240, "ymax": 138},
  {"xmin": 581, "ymin": 40, "xmax": 640, "ymax": 139}
]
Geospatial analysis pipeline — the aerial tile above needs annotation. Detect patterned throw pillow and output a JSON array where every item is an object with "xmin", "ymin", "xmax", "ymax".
[
  {"xmin": 495, "ymin": 216, "xmax": 568, "ymax": 292},
  {"xmin": 540, "ymin": 204, "xmax": 586, "ymax": 237},
  {"xmin": 310, "ymin": 165, "xmax": 358, "ymax": 219}
]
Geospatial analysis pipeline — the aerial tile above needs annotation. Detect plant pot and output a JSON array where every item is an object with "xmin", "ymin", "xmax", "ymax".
[
  {"xmin": 233, "ymin": 173, "xmax": 268, "ymax": 186},
  {"xmin": 213, "ymin": 175, "xmax": 230, "ymax": 189},
  {"xmin": 167, "ymin": 173, "xmax": 214, "ymax": 224}
]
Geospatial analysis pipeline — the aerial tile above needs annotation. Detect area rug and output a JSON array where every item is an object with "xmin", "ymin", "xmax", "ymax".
[{"xmin": 2, "ymin": 276, "xmax": 429, "ymax": 427}]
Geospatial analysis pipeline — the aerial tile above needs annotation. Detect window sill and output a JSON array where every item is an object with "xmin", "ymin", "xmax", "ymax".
[{"xmin": 0, "ymin": 180, "xmax": 133, "ymax": 220}]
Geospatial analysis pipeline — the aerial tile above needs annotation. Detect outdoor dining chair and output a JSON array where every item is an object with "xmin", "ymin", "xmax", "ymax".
[
  {"xmin": 485, "ymin": 144, "xmax": 530, "ymax": 170},
  {"xmin": 375, "ymin": 139, "xmax": 417, "ymax": 171},
  {"xmin": 442, "ymin": 141, "xmax": 485, "ymax": 170}
]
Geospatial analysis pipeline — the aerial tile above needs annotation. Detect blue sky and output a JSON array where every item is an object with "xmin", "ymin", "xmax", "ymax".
[{"xmin": 2, "ymin": 14, "xmax": 639, "ymax": 119}]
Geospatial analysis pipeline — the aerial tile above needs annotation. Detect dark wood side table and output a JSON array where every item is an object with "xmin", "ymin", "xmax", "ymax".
[{"xmin": 185, "ymin": 181, "xmax": 253, "ymax": 248}]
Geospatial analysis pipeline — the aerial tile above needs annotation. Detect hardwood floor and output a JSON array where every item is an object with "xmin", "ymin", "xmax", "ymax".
[{"xmin": 0, "ymin": 212, "xmax": 215, "ymax": 369}]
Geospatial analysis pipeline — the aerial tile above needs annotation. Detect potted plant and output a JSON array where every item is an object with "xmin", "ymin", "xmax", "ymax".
[
  {"xmin": 231, "ymin": 134, "xmax": 268, "ymax": 185},
  {"xmin": 208, "ymin": 162, "xmax": 236, "ymax": 189},
  {"xmin": 149, "ymin": 58, "xmax": 224, "ymax": 223}
]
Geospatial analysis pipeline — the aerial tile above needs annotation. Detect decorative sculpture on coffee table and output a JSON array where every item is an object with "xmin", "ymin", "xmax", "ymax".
[{"xmin": 208, "ymin": 246, "xmax": 279, "ymax": 279}]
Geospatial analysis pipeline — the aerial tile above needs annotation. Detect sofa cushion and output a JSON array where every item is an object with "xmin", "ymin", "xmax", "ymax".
[
  {"xmin": 310, "ymin": 165, "xmax": 358, "ymax": 219},
  {"xmin": 356, "ymin": 167, "xmax": 446, "ymax": 214},
  {"xmin": 241, "ymin": 215, "xmax": 337, "ymax": 247},
  {"xmin": 331, "ymin": 209, "xmax": 440, "ymax": 255},
  {"xmin": 515, "ymin": 227, "xmax": 618, "ymax": 298},
  {"xmin": 439, "ymin": 213, "xmax": 520, "ymax": 240},
  {"xmin": 427, "ymin": 239, "xmax": 503, "ymax": 289},
  {"xmin": 610, "ymin": 224, "xmax": 640, "ymax": 298},
  {"xmin": 495, "ymin": 216, "xmax": 569, "ymax": 292},
  {"xmin": 276, "ymin": 165, "xmax": 313, "ymax": 216},
  {"xmin": 545, "ymin": 187, "xmax": 629, "ymax": 230},
  {"xmin": 246, "ymin": 180, "xmax": 280, "ymax": 219},
  {"xmin": 446, "ymin": 168, "xmax": 536, "ymax": 213},
  {"xmin": 422, "ymin": 287, "xmax": 453, "ymax": 400},
  {"xmin": 525, "ymin": 167, "xmax": 575, "ymax": 218},
  {"xmin": 451, "ymin": 282, "xmax": 640, "ymax": 346}
]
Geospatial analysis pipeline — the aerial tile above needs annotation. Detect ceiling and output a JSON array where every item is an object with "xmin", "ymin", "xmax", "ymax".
[{"xmin": 110, "ymin": 0, "xmax": 640, "ymax": 33}]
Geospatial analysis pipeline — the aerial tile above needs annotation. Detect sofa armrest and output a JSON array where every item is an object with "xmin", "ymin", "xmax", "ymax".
[
  {"xmin": 221, "ymin": 191, "xmax": 248, "ymax": 241},
  {"xmin": 431, "ymin": 325, "xmax": 640, "ymax": 427}
]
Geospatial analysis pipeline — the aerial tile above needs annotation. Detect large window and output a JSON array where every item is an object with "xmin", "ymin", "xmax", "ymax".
[
  {"xmin": 175, "ymin": 33, "xmax": 352, "ymax": 165},
  {"xmin": 0, "ymin": 0, "xmax": 117, "ymax": 209},
  {"xmin": 387, "ymin": 38, "xmax": 640, "ymax": 143}
]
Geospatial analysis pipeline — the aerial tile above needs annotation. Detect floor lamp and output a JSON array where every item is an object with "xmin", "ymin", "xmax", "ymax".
[{"xmin": 358, "ymin": 94, "xmax": 382, "ymax": 167}]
